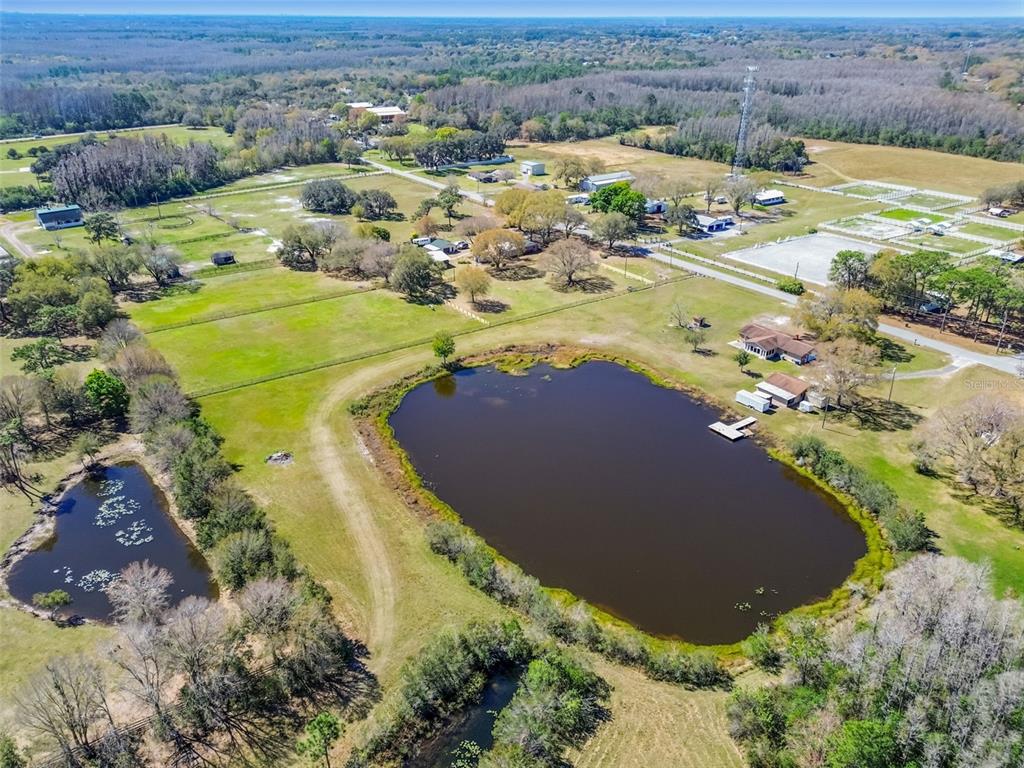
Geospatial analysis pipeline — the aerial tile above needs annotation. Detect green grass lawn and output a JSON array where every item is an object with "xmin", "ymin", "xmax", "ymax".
[
  {"xmin": 901, "ymin": 234, "xmax": 983, "ymax": 254},
  {"xmin": 127, "ymin": 268, "xmax": 369, "ymax": 330},
  {"xmin": 899, "ymin": 192, "xmax": 961, "ymax": 209},
  {"xmin": 959, "ymin": 222, "xmax": 1020, "ymax": 242},
  {"xmin": 836, "ymin": 184, "xmax": 895, "ymax": 198},
  {"xmin": 877, "ymin": 208, "xmax": 947, "ymax": 223}
]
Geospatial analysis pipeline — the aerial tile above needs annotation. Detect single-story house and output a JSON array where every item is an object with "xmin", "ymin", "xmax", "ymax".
[
  {"xmin": 211, "ymin": 251, "xmax": 236, "ymax": 266},
  {"xmin": 366, "ymin": 105, "xmax": 406, "ymax": 123},
  {"xmin": 520, "ymin": 160, "xmax": 545, "ymax": 176},
  {"xmin": 345, "ymin": 101, "xmax": 373, "ymax": 109},
  {"xmin": 696, "ymin": 214, "xmax": 728, "ymax": 233},
  {"xmin": 579, "ymin": 171, "xmax": 635, "ymax": 192},
  {"xmin": 756, "ymin": 372, "xmax": 809, "ymax": 408},
  {"xmin": 423, "ymin": 238, "xmax": 459, "ymax": 257},
  {"xmin": 754, "ymin": 189, "xmax": 786, "ymax": 206},
  {"xmin": 739, "ymin": 323, "xmax": 817, "ymax": 365},
  {"xmin": 36, "ymin": 205, "xmax": 84, "ymax": 230},
  {"xmin": 644, "ymin": 199, "xmax": 668, "ymax": 215},
  {"xmin": 988, "ymin": 207, "xmax": 1012, "ymax": 218}
]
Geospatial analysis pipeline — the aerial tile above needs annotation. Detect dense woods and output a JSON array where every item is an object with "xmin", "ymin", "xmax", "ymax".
[
  {"xmin": 729, "ymin": 555, "xmax": 1023, "ymax": 768},
  {"xmin": 3, "ymin": 15, "xmax": 1023, "ymax": 162}
]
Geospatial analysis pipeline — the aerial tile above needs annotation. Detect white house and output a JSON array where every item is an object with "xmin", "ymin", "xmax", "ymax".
[
  {"xmin": 696, "ymin": 214, "xmax": 728, "ymax": 233},
  {"xmin": 754, "ymin": 189, "xmax": 786, "ymax": 206},
  {"xmin": 520, "ymin": 160, "xmax": 545, "ymax": 176},
  {"xmin": 644, "ymin": 199, "xmax": 668, "ymax": 215},
  {"xmin": 366, "ymin": 105, "xmax": 406, "ymax": 123},
  {"xmin": 579, "ymin": 171, "xmax": 635, "ymax": 192}
]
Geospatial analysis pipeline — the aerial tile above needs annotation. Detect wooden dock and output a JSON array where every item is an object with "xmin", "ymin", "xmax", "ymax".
[{"xmin": 709, "ymin": 416, "xmax": 758, "ymax": 441}]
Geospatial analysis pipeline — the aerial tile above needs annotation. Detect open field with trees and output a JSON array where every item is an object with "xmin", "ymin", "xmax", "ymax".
[{"xmin": 2, "ymin": 12, "xmax": 1023, "ymax": 767}]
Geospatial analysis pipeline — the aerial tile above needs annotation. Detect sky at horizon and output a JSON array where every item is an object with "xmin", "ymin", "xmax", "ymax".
[{"xmin": 5, "ymin": 0, "xmax": 1023, "ymax": 17}]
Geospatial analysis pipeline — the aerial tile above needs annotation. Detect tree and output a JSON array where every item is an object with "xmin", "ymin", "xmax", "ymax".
[
  {"xmin": 129, "ymin": 375, "xmax": 189, "ymax": 433},
  {"xmin": 683, "ymin": 327, "xmax": 706, "ymax": 352},
  {"xmin": 542, "ymin": 239, "xmax": 595, "ymax": 287},
  {"xmin": 415, "ymin": 215, "xmax": 440, "ymax": 238},
  {"xmin": 76, "ymin": 282, "xmax": 117, "ymax": 336},
  {"xmin": 455, "ymin": 265, "xmax": 491, "ymax": 306},
  {"xmin": 77, "ymin": 244, "xmax": 140, "ymax": 290},
  {"xmin": 741, "ymin": 624, "xmax": 782, "ymax": 672},
  {"xmin": 664, "ymin": 178, "xmax": 696, "ymax": 209},
  {"xmin": 812, "ymin": 338, "xmax": 881, "ymax": 410},
  {"xmin": 725, "ymin": 176, "xmax": 758, "ymax": 215},
  {"xmin": 357, "ymin": 188, "xmax": 398, "ymax": 220},
  {"xmin": 590, "ymin": 182, "xmax": 646, "ymax": 222},
  {"xmin": 827, "ymin": 720, "xmax": 899, "ymax": 768},
  {"xmin": 32, "ymin": 589, "xmax": 72, "ymax": 621},
  {"xmin": 432, "ymin": 330, "xmax": 456, "ymax": 367},
  {"xmin": 18, "ymin": 657, "xmax": 104, "ymax": 757},
  {"xmin": 668, "ymin": 301, "xmax": 688, "ymax": 328},
  {"xmin": 666, "ymin": 203, "xmax": 699, "ymax": 236},
  {"xmin": 28, "ymin": 304, "xmax": 80, "ymax": 341},
  {"xmin": 734, "ymin": 350, "xmax": 752, "ymax": 372},
  {"xmin": 436, "ymin": 180, "xmax": 463, "ymax": 225},
  {"xmin": 297, "ymin": 712, "xmax": 342, "ymax": 768},
  {"xmin": 84, "ymin": 212, "xmax": 121, "ymax": 245},
  {"xmin": 559, "ymin": 205, "xmax": 586, "ymax": 239},
  {"xmin": 591, "ymin": 211, "xmax": 636, "ymax": 250},
  {"xmin": 72, "ymin": 432, "xmax": 102, "ymax": 469},
  {"xmin": 0, "ymin": 732, "xmax": 26, "ymax": 768},
  {"xmin": 105, "ymin": 560, "xmax": 173, "ymax": 624},
  {"xmin": 389, "ymin": 247, "xmax": 437, "ymax": 297},
  {"xmin": 83, "ymin": 369, "xmax": 129, "ymax": 421},
  {"xmin": 798, "ymin": 287, "xmax": 881, "ymax": 342},
  {"xmin": 11, "ymin": 337, "xmax": 68, "ymax": 374},
  {"xmin": 552, "ymin": 156, "xmax": 600, "ymax": 188},
  {"xmin": 300, "ymin": 179, "xmax": 356, "ymax": 214},
  {"xmin": 471, "ymin": 228, "xmax": 525, "ymax": 271},
  {"xmin": 136, "ymin": 241, "xmax": 181, "ymax": 286},
  {"xmin": 278, "ymin": 223, "xmax": 340, "ymax": 271},
  {"xmin": 701, "ymin": 176, "xmax": 723, "ymax": 213},
  {"xmin": 338, "ymin": 139, "xmax": 363, "ymax": 167},
  {"xmin": 828, "ymin": 250, "xmax": 871, "ymax": 290}
]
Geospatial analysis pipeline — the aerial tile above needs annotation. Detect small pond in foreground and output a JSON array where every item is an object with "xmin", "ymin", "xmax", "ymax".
[
  {"xmin": 7, "ymin": 463, "xmax": 216, "ymax": 621},
  {"xmin": 390, "ymin": 361, "xmax": 867, "ymax": 644}
]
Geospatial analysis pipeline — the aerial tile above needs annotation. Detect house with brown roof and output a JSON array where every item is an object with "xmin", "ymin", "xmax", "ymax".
[
  {"xmin": 738, "ymin": 323, "xmax": 817, "ymax": 366},
  {"xmin": 756, "ymin": 372, "xmax": 810, "ymax": 408}
]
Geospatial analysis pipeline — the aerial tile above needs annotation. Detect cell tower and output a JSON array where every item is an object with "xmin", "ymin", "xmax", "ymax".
[
  {"xmin": 961, "ymin": 42, "xmax": 973, "ymax": 78},
  {"xmin": 731, "ymin": 66, "xmax": 758, "ymax": 178}
]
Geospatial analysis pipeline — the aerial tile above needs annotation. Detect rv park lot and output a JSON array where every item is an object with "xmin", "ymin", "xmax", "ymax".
[{"xmin": 3, "ymin": 130, "xmax": 1024, "ymax": 765}]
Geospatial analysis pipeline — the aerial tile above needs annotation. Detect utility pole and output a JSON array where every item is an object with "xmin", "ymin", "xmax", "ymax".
[
  {"xmin": 731, "ymin": 66, "xmax": 758, "ymax": 178},
  {"xmin": 888, "ymin": 365, "xmax": 897, "ymax": 402}
]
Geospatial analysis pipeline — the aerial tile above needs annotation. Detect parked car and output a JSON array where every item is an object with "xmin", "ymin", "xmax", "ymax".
[
  {"xmin": 523, "ymin": 241, "xmax": 542, "ymax": 255},
  {"xmin": 454, "ymin": 240, "xmax": 469, "ymax": 251}
]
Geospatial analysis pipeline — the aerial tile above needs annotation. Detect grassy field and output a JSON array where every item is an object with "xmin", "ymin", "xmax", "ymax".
[
  {"xmin": 959, "ymin": 222, "xmax": 1021, "ymax": 242},
  {"xmin": 877, "ymin": 208, "xmax": 947, "ymax": 223},
  {"xmin": 902, "ymin": 234, "xmax": 983, "ymax": 254},
  {"xmin": 0, "ymin": 125, "xmax": 232, "ymax": 187},
  {"xmin": 800, "ymin": 138, "xmax": 1024, "ymax": 196},
  {"xmin": 835, "ymin": 183, "xmax": 896, "ymax": 198},
  {"xmin": 899, "ymin": 192, "xmax": 963, "ymax": 210}
]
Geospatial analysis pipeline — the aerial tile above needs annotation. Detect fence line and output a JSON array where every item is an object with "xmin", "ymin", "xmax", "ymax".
[
  {"xmin": 145, "ymin": 284, "xmax": 381, "ymax": 333},
  {"xmin": 186, "ymin": 273, "xmax": 698, "ymax": 399}
]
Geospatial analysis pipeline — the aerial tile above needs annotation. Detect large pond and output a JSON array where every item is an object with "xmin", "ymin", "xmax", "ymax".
[
  {"xmin": 7, "ymin": 463, "xmax": 216, "ymax": 621},
  {"xmin": 390, "ymin": 361, "xmax": 867, "ymax": 644}
]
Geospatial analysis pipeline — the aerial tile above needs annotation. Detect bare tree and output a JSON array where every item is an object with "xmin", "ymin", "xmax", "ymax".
[
  {"xmin": 110, "ymin": 621, "xmax": 172, "ymax": 729},
  {"xmin": 725, "ymin": 176, "xmax": 758, "ymax": 216},
  {"xmin": 97, "ymin": 319, "xmax": 143, "ymax": 362},
  {"xmin": 811, "ymin": 338, "xmax": 881, "ymax": 410},
  {"xmin": 129, "ymin": 375, "xmax": 190, "ymax": 433},
  {"xmin": 106, "ymin": 560, "xmax": 174, "ymax": 624},
  {"xmin": 18, "ymin": 657, "xmax": 105, "ymax": 760},
  {"xmin": 542, "ymin": 239, "xmax": 596, "ymax": 287}
]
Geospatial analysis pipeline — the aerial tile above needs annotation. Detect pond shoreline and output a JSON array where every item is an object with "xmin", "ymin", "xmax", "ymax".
[
  {"xmin": 352, "ymin": 343, "xmax": 892, "ymax": 655},
  {"xmin": 0, "ymin": 434, "xmax": 213, "ymax": 624}
]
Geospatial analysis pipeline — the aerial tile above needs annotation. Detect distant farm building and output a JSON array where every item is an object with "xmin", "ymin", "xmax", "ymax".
[
  {"xmin": 579, "ymin": 171, "xmax": 635, "ymax": 192},
  {"xmin": 754, "ymin": 189, "xmax": 786, "ymax": 206},
  {"xmin": 756, "ymin": 372, "xmax": 809, "ymax": 408},
  {"xmin": 520, "ymin": 160, "xmax": 545, "ymax": 176},
  {"xmin": 644, "ymin": 199, "xmax": 668, "ymax": 215},
  {"xmin": 738, "ymin": 323, "xmax": 817, "ymax": 365},
  {"xmin": 988, "ymin": 248, "xmax": 1024, "ymax": 264},
  {"xmin": 696, "ymin": 214, "xmax": 728, "ymax": 233},
  {"xmin": 346, "ymin": 102, "xmax": 406, "ymax": 123},
  {"xmin": 988, "ymin": 207, "xmax": 1012, "ymax": 218},
  {"xmin": 468, "ymin": 170, "xmax": 499, "ymax": 183},
  {"xmin": 211, "ymin": 251, "xmax": 236, "ymax": 266},
  {"xmin": 36, "ymin": 205, "xmax": 84, "ymax": 230}
]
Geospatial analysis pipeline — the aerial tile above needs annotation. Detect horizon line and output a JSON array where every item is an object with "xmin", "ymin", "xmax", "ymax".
[{"xmin": 2, "ymin": 11, "xmax": 1022, "ymax": 20}]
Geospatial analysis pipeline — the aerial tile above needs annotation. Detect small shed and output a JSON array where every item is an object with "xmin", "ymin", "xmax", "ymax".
[
  {"xmin": 520, "ymin": 160, "xmax": 545, "ymax": 176},
  {"xmin": 36, "ymin": 205, "xmax": 84, "ymax": 231},
  {"xmin": 988, "ymin": 207, "xmax": 1011, "ymax": 218},
  {"xmin": 211, "ymin": 251, "xmax": 236, "ymax": 266},
  {"xmin": 644, "ymin": 199, "xmax": 668, "ymax": 215}
]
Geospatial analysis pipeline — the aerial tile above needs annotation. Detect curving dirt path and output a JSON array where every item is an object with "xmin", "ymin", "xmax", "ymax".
[{"xmin": 308, "ymin": 361, "xmax": 403, "ymax": 671}]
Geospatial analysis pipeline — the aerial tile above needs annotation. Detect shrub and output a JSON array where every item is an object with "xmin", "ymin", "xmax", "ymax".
[
  {"xmin": 197, "ymin": 481, "xmax": 267, "ymax": 549},
  {"xmin": 777, "ymin": 277, "xmax": 805, "ymax": 295},
  {"xmin": 216, "ymin": 529, "xmax": 297, "ymax": 590},
  {"xmin": 881, "ymin": 508, "xmax": 932, "ymax": 551},
  {"xmin": 742, "ymin": 624, "xmax": 783, "ymax": 672}
]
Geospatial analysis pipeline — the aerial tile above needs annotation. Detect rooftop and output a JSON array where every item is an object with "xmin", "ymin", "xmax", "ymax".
[
  {"xmin": 583, "ymin": 171, "xmax": 634, "ymax": 183},
  {"xmin": 37, "ymin": 204, "xmax": 82, "ymax": 215}
]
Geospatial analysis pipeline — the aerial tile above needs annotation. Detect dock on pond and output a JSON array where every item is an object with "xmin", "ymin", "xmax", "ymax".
[{"xmin": 708, "ymin": 416, "xmax": 758, "ymax": 441}]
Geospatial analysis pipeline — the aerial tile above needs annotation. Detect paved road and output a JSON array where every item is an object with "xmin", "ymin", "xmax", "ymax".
[
  {"xmin": 364, "ymin": 158, "xmax": 492, "ymax": 206},
  {"xmin": 0, "ymin": 219, "xmax": 36, "ymax": 259},
  {"xmin": 647, "ymin": 245, "xmax": 1021, "ymax": 376}
]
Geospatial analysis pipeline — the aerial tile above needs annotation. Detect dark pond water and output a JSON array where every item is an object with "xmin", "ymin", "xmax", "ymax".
[
  {"xmin": 390, "ymin": 362, "xmax": 867, "ymax": 644},
  {"xmin": 7, "ymin": 463, "xmax": 216, "ymax": 621},
  {"xmin": 411, "ymin": 670, "xmax": 521, "ymax": 768}
]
